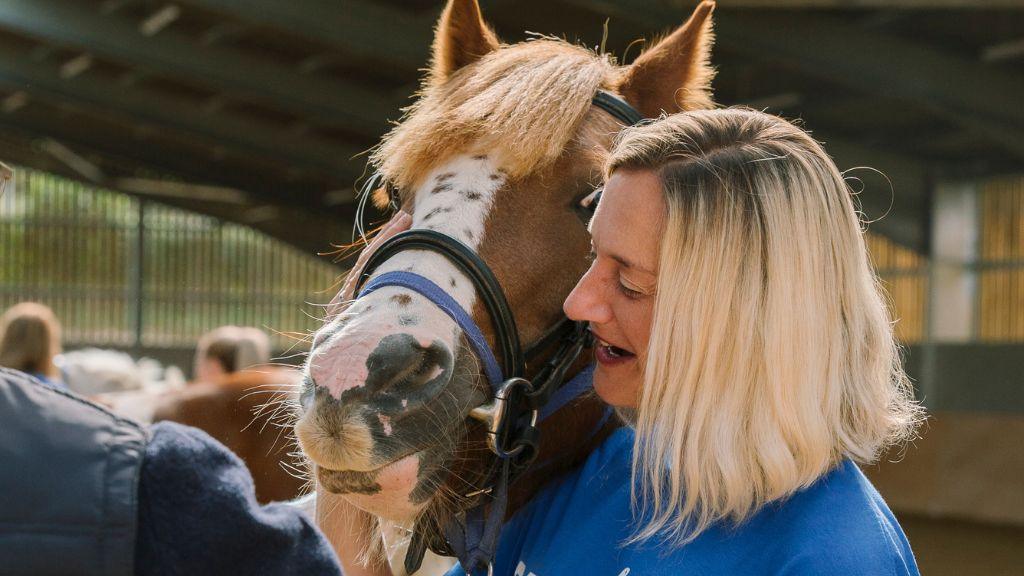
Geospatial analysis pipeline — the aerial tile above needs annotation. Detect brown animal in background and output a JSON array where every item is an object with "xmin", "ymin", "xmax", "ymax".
[{"xmin": 153, "ymin": 366, "xmax": 306, "ymax": 504}]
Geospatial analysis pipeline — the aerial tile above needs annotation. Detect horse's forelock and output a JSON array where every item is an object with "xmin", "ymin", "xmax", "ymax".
[{"xmin": 371, "ymin": 40, "xmax": 616, "ymax": 194}]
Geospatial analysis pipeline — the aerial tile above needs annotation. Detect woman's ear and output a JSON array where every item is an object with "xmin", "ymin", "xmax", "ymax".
[
  {"xmin": 618, "ymin": 0, "xmax": 716, "ymax": 117},
  {"xmin": 429, "ymin": 0, "xmax": 500, "ymax": 86}
]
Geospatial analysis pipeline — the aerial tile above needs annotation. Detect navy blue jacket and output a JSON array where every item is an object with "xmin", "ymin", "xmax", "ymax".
[{"xmin": 0, "ymin": 368, "xmax": 341, "ymax": 576}]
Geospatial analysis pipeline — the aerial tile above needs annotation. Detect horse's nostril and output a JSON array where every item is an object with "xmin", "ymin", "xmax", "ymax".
[{"xmin": 365, "ymin": 333, "xmax": 452, "ymax": 397}]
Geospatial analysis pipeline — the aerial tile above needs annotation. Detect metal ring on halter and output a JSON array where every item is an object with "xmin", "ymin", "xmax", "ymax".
[{"xmin": 468, "ymin": 377, "xmax": 539, "ymax": 459}]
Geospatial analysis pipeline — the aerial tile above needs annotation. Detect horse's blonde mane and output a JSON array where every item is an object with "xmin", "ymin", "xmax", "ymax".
[{"xmin": 371, "ymin": 39, "xmax": 617, "ymax": 191}]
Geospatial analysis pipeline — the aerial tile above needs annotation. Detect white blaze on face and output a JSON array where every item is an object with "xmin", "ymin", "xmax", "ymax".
[
  {"xmin": 395, "ymin": 153, "xmax": 504, "ymax": 288},
  {"xmin": 310, "ymin": 153, "xmax": 505, "ymax": 398}
]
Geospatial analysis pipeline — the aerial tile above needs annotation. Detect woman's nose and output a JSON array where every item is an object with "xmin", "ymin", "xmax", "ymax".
[{"xmin": 564, "ymin": 267, "xmax": 612, "ymax": 325}]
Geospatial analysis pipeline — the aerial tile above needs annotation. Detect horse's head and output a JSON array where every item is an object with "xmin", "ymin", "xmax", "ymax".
[{"xmin": 296, "ymin": 0, "xmax": 715, "ymax": 529}]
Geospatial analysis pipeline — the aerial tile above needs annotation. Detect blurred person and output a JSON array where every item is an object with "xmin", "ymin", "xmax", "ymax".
[
  {"xmin": 193, "ymin": 325, "xmax": 271, "ymax": 384},
  {"xmin": 0, "ymin": 302, "xmax": 63, "ymax": 388}
]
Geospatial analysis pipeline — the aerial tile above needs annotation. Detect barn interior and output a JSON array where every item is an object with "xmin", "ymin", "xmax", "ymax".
[{"xmin": 0, "ymin": 1, "xmax": 1021, "ymax": 573}]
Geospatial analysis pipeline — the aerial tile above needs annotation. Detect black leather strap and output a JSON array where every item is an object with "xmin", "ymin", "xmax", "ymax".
[{"xmin": 592, "ymin": 90, "xmax": 645, "ymax": 127}]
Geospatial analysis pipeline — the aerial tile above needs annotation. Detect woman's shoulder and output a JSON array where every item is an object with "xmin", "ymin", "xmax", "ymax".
[
  {"xmin": 749, "ymin": 459, "xmax": 920, "ymax": 575},
  {"xmin": 488, "ymin": 427, "xmax": 635, "ymax": 560}
]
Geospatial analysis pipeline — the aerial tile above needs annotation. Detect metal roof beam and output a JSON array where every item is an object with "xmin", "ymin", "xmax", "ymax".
[
  {"xmin": 0, "ymin": 132, "xmax": 351, "ymax": 256},
  {"xmin": 709, "ymin": 1, "xmax": 1022, "ymax": 6},
  {"xmin": 574, "ymin": 2, "xmax": 1024, "ymax": 159},
  {"xmin": 178, "ymin": 0, "xmax": 434, "ymax": 73},
  {"xmin": 0, "ymin": 106, "xmax": 331, "ymax": 212},
  {"xmin": 711, "ymin": 10, "xmax": 1024, "ymax": 162},
  {"xmin": 0, "ymin": 0, "xmax": 401, "ymax": 136},
  {"xmin": 0, "ymin": 44, "xmax": 365, "ymax": 185}
]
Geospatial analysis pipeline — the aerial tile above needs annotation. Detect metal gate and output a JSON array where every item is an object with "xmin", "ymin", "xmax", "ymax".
[{"xmin": 0, "ymin": 167, "xmax": 340, "ymax": 352}]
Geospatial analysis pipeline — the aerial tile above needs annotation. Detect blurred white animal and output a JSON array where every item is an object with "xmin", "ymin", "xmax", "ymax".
[{"xmin": 56, "ymin": 348, "xmax": 185, "ymax": 423}]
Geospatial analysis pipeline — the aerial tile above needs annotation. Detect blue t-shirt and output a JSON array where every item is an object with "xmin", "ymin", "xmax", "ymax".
[{"xmin": 447, "ymin": 428, "xmax": 918, "ymax": 576}]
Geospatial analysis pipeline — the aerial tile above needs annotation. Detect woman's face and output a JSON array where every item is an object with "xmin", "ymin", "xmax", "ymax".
[{"xmin": 564, "ymin": 169, "xmax": 664, "ymax": 408}]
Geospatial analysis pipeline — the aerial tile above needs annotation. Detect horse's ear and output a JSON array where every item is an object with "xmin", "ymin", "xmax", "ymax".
[
  {"xmin": 618, "ymin": 0, "xmax": 716, "ymax": 116},
  {"xmin": 430, "ymin": 0, "xmax": 500, "ymax": 84}
]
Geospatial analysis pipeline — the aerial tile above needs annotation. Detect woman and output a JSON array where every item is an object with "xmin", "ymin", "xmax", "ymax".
[
  {"xmin": 0, "ymin": 301, "xmax": 64, "ymax": 387},
  {"xmin": 324, "ymin": 108, "xmax": 923, "ymax": 575}
]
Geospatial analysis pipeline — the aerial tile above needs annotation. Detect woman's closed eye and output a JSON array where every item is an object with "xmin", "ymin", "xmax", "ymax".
[
  {"xmin": 588, "ymin": 250, "xmax": 649, "ymax": 299},
  {"xmin": 618, "ymin": 278, "xmax": 644, "ymax": 300}
]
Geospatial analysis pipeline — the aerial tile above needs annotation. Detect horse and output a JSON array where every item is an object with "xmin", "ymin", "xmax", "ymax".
[
  {"xmin": 150, "ymin": 365, "xmax": 308, "ymax": 503},
  {"xmin": 295, "ymin": 0, "xmax": 717, "ymax": 572},
  {"xmin": 87, "ymin": 350, "xmax": 308, "ymax": 504}
]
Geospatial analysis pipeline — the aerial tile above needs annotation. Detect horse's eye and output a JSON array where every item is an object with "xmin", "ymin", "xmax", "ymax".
[
  {"xmin": 385, "ymin": 181, "xmax": 402, "ymax": 212},
  {"xmin": 573, "ymin": 187, "xmax": 603, "ymax": 224},
  {"xmin": 362, "ymin": 172, "xmax": 404, "ymax": 213}
]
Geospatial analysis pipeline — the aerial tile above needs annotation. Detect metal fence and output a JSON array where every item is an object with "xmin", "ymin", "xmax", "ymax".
[
  {"xmin": 3, "ymin": 167, "xmax": 1021, "ymax": 352},
  {"xmin": 0, "ymin": 168, "xmax": 340, "ymax": 352},
  {"xmin": 866, "ymin": 232, "xmax": 928, "ymax": 344},
  {"xmin": 979, "ymin": 177, "xmax": 1024, "ymax": 341}
]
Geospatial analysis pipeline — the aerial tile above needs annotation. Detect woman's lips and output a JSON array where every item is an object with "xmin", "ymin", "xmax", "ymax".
[{"xmin": 593, "ymin": 336, "xmax": 636, "ymax": 366}]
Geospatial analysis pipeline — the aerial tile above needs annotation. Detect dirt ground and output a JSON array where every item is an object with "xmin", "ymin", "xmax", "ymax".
[{"xmin": 899, "ymin": 514, "xmax": 1023, "ymax": 576}]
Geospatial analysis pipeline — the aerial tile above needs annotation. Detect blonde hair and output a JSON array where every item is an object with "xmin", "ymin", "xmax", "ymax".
[
  {"xmin": 195, "ymin": 325, "xmax": 271, "ymax": 377},
  {"xmin": 606, "ymin": 109, "xmax": 923, "ymax": 547},
  {"xmin": 0, "ymin": 302, "xmax": 62, "ymax": 378}
]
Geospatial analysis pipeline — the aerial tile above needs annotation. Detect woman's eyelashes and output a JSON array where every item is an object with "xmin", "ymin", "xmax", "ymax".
[
  {"xmin": 617, "ymin": 279, "xmax": 643, "ymax": 300},
  {"xmin": 588, "ymin": 250, "xmax": 646, "ymax": 300}
]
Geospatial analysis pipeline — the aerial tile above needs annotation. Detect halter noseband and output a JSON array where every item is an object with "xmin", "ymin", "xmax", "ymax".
[{"xmin": 352, "ymin": 89, "xmax": 644, "ymax": 575}]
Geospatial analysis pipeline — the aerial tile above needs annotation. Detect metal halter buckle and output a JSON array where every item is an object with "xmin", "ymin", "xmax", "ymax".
[{"xmin": 467, "ymin": 377, "xmax": 538, "ymax": 459}]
